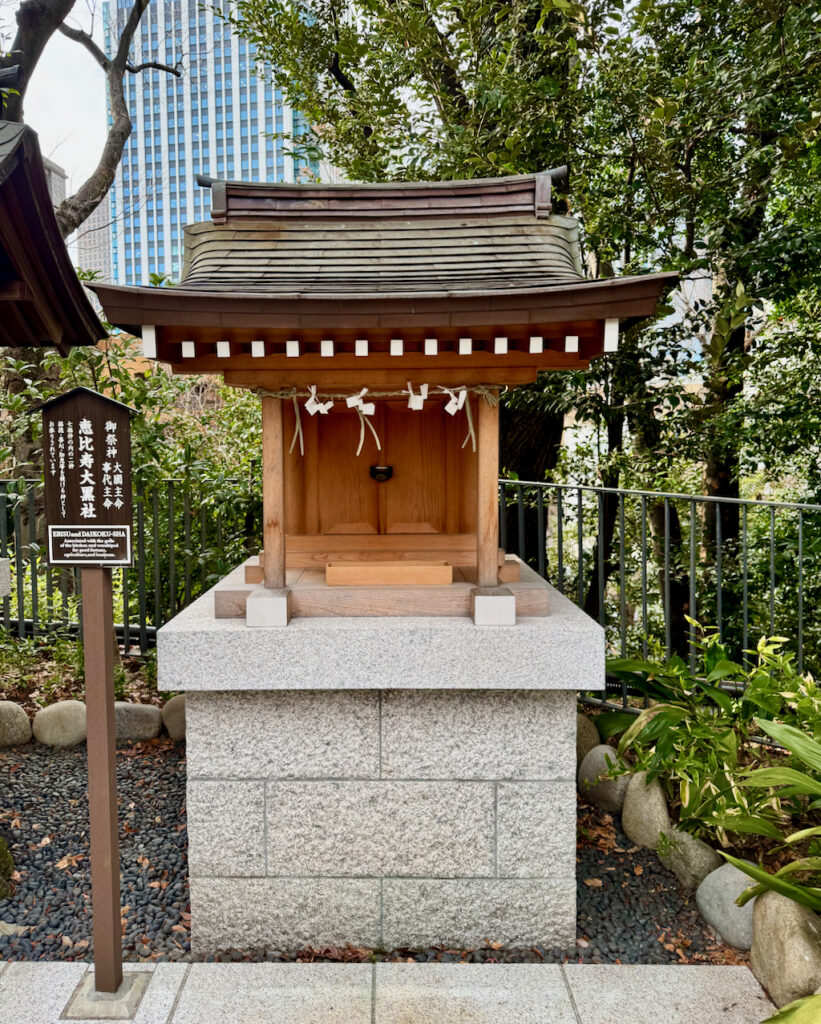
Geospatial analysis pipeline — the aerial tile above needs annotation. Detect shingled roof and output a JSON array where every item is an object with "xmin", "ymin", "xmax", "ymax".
[{"xmin": 0, "ymin": 121, "xmax": 103, "ymax": 350}]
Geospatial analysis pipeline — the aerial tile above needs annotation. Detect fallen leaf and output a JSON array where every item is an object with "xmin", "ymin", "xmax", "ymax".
[
  {"xmin": 634, "ymin": 865, "xmax": 644, "ymax": 876},
  {"xmin": 37, "ymin": 836, "xmax": 52, "ymax": 848},
  {"xmin": 56, "ymin": 853, "xmax": 84, "ymax": 870},
  {"xmin": 583, "ymin": 878, "xmax": 603, "ymax": 888}
]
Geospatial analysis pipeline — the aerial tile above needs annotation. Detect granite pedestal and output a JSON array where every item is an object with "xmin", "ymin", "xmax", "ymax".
[{"xmin": 158, "ymin": 575, "xmax": 604, "ymax": 954}]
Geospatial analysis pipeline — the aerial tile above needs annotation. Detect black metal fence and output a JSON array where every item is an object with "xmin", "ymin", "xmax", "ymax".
[{"xmin": 1, "ymin": 476, "xmax": 819, "ymax": 676}]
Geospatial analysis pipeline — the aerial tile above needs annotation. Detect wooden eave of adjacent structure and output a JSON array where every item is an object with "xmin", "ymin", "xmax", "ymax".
[{"xmin": 0, "ymin": 122, "xmax": 104, "ymax": 352}]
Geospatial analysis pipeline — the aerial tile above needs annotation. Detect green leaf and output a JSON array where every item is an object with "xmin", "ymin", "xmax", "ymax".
[
  {"xmin": 755, "ymin": 719, "xmax": 821, "ymax": 773},
  {"xmin": 707, "ymin": 815, "xmax": 786, "ymax": 841},
  {"xmin": 595, "ymin": 711, "xmax": 637, "ymax": 741},
  {"xmin": 760, "ymin": 994, "xmax": 821, "ymax": 1024},
  {"xmin": 741, "ymin": 767, "xmax": 821, "ymax": 797},
  {"xmin": 720, "ymin": 853, "xmax": 821, "ymax": 912}
]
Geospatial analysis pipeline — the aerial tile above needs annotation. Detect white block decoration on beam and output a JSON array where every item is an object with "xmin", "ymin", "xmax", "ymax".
[
  {"xmin": 564, "ymin": 335, "xmax": 579, "ymax": 353},
  {"xmin": 141, "ymin": 325, "xmax": 156, "ymax": 359},
  {"xmin": 355, "ymin": 339, "xmax": 368, "ymax": 357},
  {"xmin": 604, "ymin": 319, "xmax": 620, "ymax": 352},
  {"xmin": 529, "ymin": 336, "xmax": 544, "ymax": 354},
  {"xmin": 216, "ymin": 340, "xmax": 230, "ymax": 358},
  {"xmin": 251, "ymin": 340, "xmax": 265, "ymax": 358},
  {"xmin": 458, "ymin": 337, "xmax": 472, "ymax": 355},
  {"xmin": 390, "ymin": 338, "xmax": 403, "ymax": 356},
  {"xmin": 494, "ymin": 337, "xmax": 508, "ymax": 354},
  {"xmin": 181, "ymin": 341, "xmax": 196, "ymax": 359},
  {"xmin": 424, "ymin": 338, "xmax": 438, "ymax": 356},
  {"xmin": 286, "ymin": 340, "xmax": 300, "ymax": 358},
  {"xmin": 321, "ymin": 339, "xmax": 334, "ymax": 358}
]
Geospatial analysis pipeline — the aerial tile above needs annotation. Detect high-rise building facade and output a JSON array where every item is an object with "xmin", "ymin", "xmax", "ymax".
[
  {"xmin": 76, "ymin": 199, "xmax": 114, "ymax": 280},
  {"xmin": 103, "ymin": 0, "xmax": 313, "ymax": 285}
]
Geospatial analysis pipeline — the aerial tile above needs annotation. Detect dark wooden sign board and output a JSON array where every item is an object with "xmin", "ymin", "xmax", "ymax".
[
  {"xmin": 35, "ymin": 388, "xmax": 136, "ymax": 995},
  {"xmin": 40, "ymin": 387, "xmax": 133, "ymax": 567}
]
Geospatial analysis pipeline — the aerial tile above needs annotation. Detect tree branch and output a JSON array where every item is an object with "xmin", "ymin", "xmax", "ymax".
[
  {"xmin": 54, "ymin": 0, "xmax": 180, "ymax": 236},
  {"xmin": 126, "ymin": 60, "xmax": 181, "ymax": 76},
  {"xmin": 0, "ymin": 0, "xmax": 77, "ymax": 119},
  {"xmin": 57, "ymin": 21, "xmax": 109, "ymax": 69}
]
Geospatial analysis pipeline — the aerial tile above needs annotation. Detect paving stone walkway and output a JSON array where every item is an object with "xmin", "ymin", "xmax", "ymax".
[{"xmin": 0, "ymin": 960, "xmax": 775, "ymax": 1024}]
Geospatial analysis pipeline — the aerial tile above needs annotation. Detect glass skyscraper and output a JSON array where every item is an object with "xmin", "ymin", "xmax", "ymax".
[{"xmin": 103, "ymin": 0, "xmax": 313, "ymax": 285}]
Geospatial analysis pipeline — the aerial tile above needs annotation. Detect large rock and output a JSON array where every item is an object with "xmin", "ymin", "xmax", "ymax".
[
  {"xmin": 659, "ymin": 826, "xmax": 722, "ymax": 891},
  {"xmin": 621, "ymin": 770, "xmax": 671, "ymax": 850},
  {"xmin": 576, "ymin": 713, "xmax": 600, "ymax": 765},
  {"xmin": 114, "ymin": 702, "xmax": 162, "ymax": 741},
  {"xmin": 578, "ymin": 744, "xmax": 630, "ymax": 813},
  {"xmin": 32, "ymin": 700, "xmax": 86, "ymax": 747},
  {"xmin": 162, "ymin": 694, "xmax": 186, "ymax": 741},
  {"xmin": 751, "ymin": 890, "xmax": 821, "ymax": 1007},
  {"xmin": 696, "ymin": 862, "xmax": 756, "ymax": 949},
  {"xmin": 0, "ymin": 701, "xmax": 31, "ymax": 747}
]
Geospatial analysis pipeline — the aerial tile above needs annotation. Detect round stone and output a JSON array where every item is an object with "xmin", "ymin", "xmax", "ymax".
[
  {"xmin": 578, "ymin": 744, "xmax": 630, "ymax": 812},
  {"xmin": 0, "ymin": 701, "xmax": 31, "ymax": 747},
  {"xmin": 621, "ymin": 771, "xmax": 671, "ymax": 850},
  {"xmin": 696, "ymin": 862, "xmax": 756, "ymax": 950},
  {"xmin": 114, "ymin": 702, "xmax": 162, "ymax": 741},
  {"xmin": 32, "ymin": 700, "xmax": 86, "ymax": 748},
  {"xmin": 751, "ymin": 891, "xmax": 821, "ymax": 1008},
  {"xmin": 658, "ymin": 826, "xmax": 722, "ymax": 892},
  {"xmin": 162, "ymin": 694, "xmax": 186, "ymax": 741},
  {"xmin": 576, "ymin": 713, "xmax": 600, "ymax": 766}
]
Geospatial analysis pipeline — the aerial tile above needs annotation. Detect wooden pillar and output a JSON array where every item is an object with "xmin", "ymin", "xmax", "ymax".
[
  {"xmin": 82, "ymin": 566, "xmax": 123, "ymax": 993},
  {"xmin": 476, "ymin": 394, "xmax": 500, "ymax": 586},
  {"xmin": 262, "ymin": 395, "xmax": 286, "ymax": 588}
]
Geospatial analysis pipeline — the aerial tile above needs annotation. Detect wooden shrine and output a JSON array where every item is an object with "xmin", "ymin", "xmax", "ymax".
[
  {"xmin": 92, "ymin": 168, "xmax": 674, "ymax": 623},
  {"xmin": 92, "ymin": 168, "xmax": 676, "ymax": 955}
]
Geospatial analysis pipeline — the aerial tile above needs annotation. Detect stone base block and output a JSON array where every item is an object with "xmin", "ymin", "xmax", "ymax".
[{"xmin": 186, "ymin": 688, "xmax": 577, "ymax": 954}]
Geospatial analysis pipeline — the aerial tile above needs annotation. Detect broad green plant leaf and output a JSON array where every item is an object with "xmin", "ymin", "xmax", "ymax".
[
  {"xmin": 760, "ymin": 994, "xmax": 821, "ymax": 1023},
  {"xmin": 721, "ymin": 853, "xmax": 821, "ymax": 912}
]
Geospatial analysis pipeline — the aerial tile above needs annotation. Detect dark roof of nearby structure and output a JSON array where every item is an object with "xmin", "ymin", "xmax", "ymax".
[
  {"xmin": 0, "ymin": 121, "xmax": 103, "ymax": 351},
  {"xmin": 31, "ymin": 386, "xmax": 136, "ymax": 416}
]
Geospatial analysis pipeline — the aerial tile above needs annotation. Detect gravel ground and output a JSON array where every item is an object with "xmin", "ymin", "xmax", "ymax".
[{"xmin": 0, "ymin": 742, "xmax": 743, "ymax": 966}]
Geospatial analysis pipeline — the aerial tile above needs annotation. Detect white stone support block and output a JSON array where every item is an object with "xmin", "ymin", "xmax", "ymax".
[
  {"xmin": 186, "ymin": 691, "xmax": 380, "ymax": 780},
  {"xmin": 424, "ymin": 338, "xmax": 438, "ymax": 355},
  {"xmin": 529, "ymin": 336, "xmax": 544, "ymax": 353},
  {"xmin": 458, "ymin": 337, "xmax": 472, "ymax": 355},
  {"xmin": 181, "ymin": 340, "xmax": 196, "ymax": 359},
  {"xmin": 494, "ymin": 336, "xmax": 508, "ymax": 354},
  {"xmin": 286, "ymin": 339, "xmax": 300, "ymax": 357},
  {"xmin": 564, "ymin": 335, "xmax": 579, "ymax": 353},
  {"xmin": 390, "ymin": 338, "xmax": 403, "ymax": 356},
  {"xmin": 320, "ymin": 339, "xmax": 334, "ymax": 357},
  {"xmin": 188, "ymin": 780, "xmax": 265, "ymax": 877},
  {"xmin": 0, "ymin": 557, "xmax": 9, "ymax": 599},
  {"xmin": 265, "ymin": 781, "xmax": 494, "ymax": 877},
  {"xmin": 190, "ymin": 877, "xmax": 381, "ymax": 951},
  {"xmin": 216, "ymin": 340, "xmax": 230, "ymax": 358},
  {"xmin": 471, "ymin": 586, "xmax": 516, "ymax": 626},
  {"xmin": 141, "ymin": 325, "xmax": 156, "ymax": 359},
  {"xmin": 355, "ymin": 338, "xmax": 368, "ymax": 356},
  {"xmin": 246, "ymin": 587, "xmax": 291, "ymax": 628},
  {"xmin": 251, "ymin": 339, "xmax": 265, "ymax": 357}
]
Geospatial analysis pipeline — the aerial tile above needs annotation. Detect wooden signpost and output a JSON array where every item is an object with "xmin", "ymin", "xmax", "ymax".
[{"xmin": 38, "ymin": 387, "xmax": 134, "ymax": 994}]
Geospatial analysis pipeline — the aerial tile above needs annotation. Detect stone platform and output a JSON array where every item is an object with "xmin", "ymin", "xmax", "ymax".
[
  {"xmin": 158, "ymin": 576, "xmax": 603, "ymax": 955},
  {"xmin": 0, "ymin": 961, "xmax": 776, "ymax": 1024}
]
